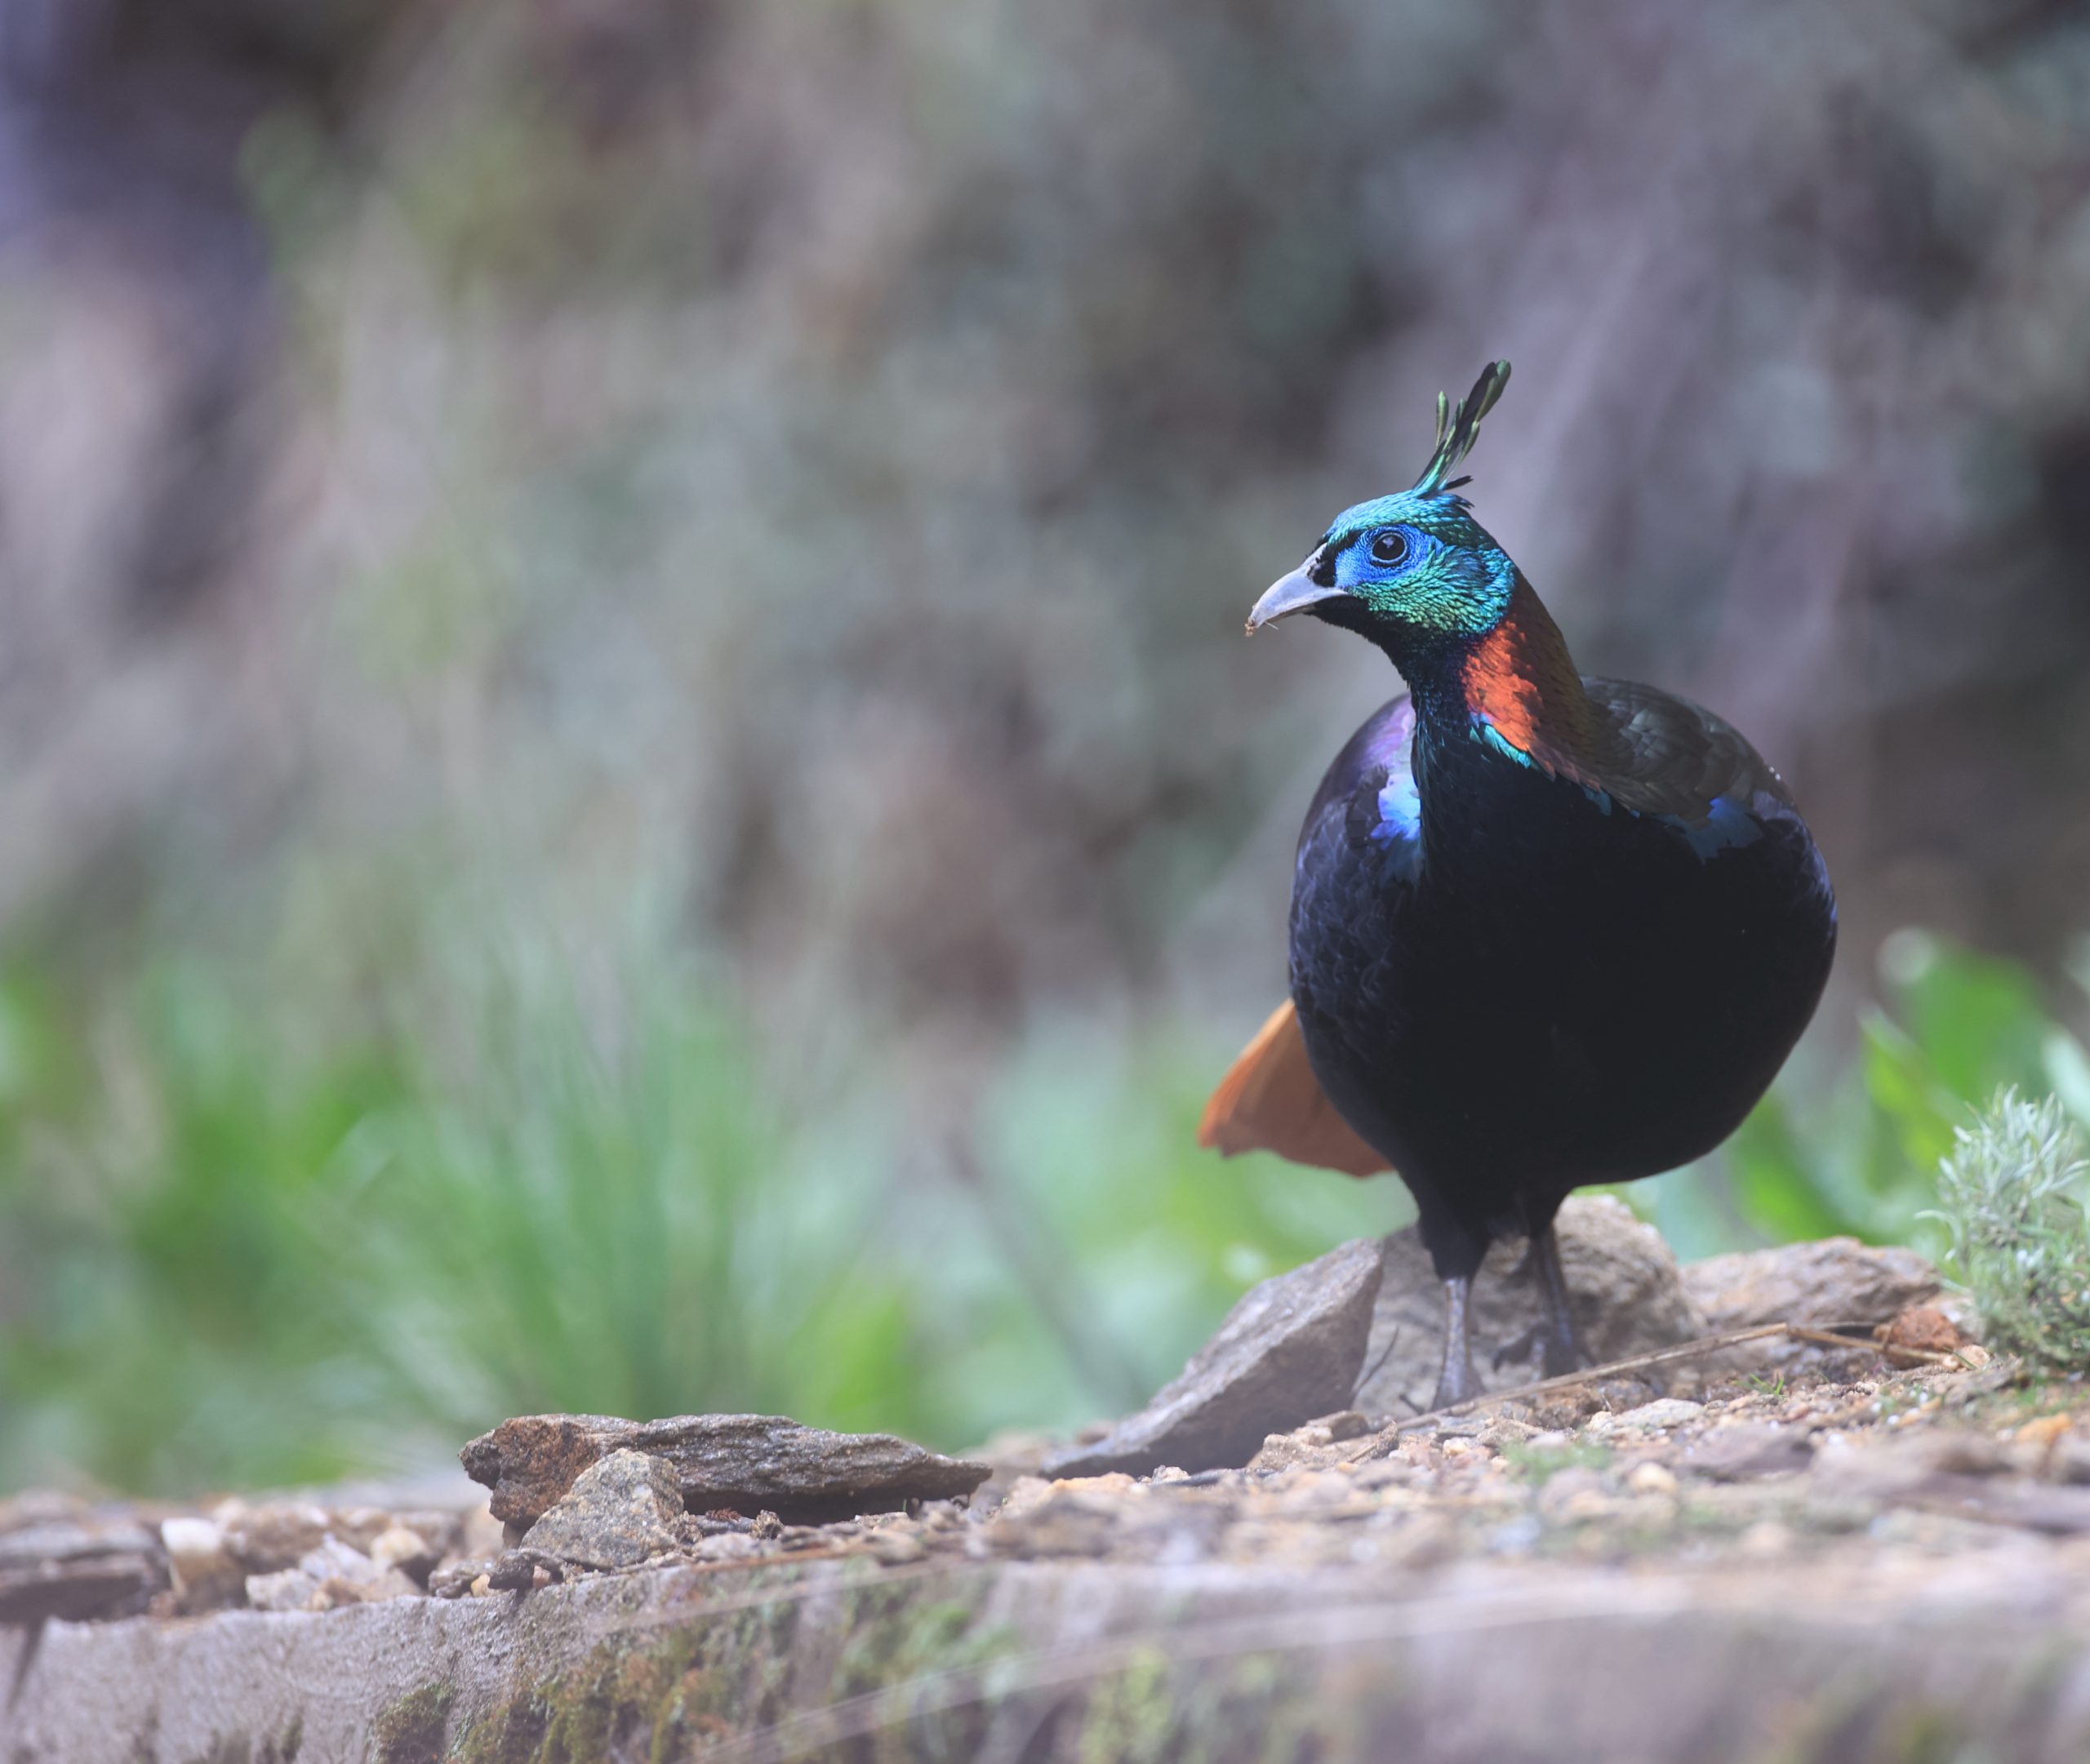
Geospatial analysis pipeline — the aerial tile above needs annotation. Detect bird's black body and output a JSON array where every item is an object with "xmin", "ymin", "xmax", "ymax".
[
  {"xmin": 1287, "ymin": 673, "xmax": 1837, "ymax": 1289},
  {"xmin": 1213, "ymin": 360, "xmax": 1838, "ymax": 1405}
]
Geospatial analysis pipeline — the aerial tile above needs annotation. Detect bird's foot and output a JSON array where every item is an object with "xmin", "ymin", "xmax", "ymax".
[
  {"xmin": 1491, "ymin": 1320, "xmax": 1548, "ymax": 1375},
  {"xmin": 1491, "ymin": 1317, "xmax": 1589, "ymax": 1379},
  {"xmin": 1429, "ymin": 1355, "xmax": 1486, "ymax": 1412}
]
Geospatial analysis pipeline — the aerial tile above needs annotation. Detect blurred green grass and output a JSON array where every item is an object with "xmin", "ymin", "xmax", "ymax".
[{"xmin": 1, "ymin": 912, "xmax": 2083, "ymax": 1496}]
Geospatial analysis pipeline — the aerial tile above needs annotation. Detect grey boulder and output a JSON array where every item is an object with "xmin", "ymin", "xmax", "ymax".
[
  {"xmin": 523, "ymin": 1450, "xmax": 683, "ymax": 1571},
  {"xmin": 1356, "ymin": 1195, "xmax": 1705, "ymax": 1417},
  {"xmin": 1046, "ymin": 1235, "xmax": 1387, "ymax": 1478}
]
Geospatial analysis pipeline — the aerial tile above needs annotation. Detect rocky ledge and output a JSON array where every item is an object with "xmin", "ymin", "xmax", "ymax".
[{"xmin": 9, "ymin": 1202, "xmax": 2082, "ymax": 1763}]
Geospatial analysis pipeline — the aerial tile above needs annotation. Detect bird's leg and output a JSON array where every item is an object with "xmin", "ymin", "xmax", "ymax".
[
  {"xmin": 1431, "ymin": 1273, "xmax": 1484, "ymax": 1411},
  {"xmin": 1527, "ymin": 1221, "xmax": 1588, "ymax": 1378},
  {"xmin": 1492, "ymin": 1221, "xmax": 1591, "ymax": 1376}
]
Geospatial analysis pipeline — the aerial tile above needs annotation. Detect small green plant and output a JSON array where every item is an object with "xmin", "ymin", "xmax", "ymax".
[
  {"xmin": 1927, "ymin": 1090, "xmax": 2090, "ymax": 1376},
  {"xmin": 1744, "ymin": 1371, "xmax": 1786, "ymax": 1400},
  {"xmin": 1501, "ymin": 1439, "xmax": 1611, "ymax": 1485}
]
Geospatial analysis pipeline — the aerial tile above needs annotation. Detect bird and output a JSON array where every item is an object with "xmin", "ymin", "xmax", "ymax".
[{"xmin": 1199, "ymin": 360, "xmax": 1837, "ymax": 1411}]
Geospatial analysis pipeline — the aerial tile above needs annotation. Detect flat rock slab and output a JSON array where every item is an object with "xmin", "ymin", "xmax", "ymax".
[
  {"xmin": 1358, "ymin": 1196, "xmax": 1703, "ymax": 1417},
  {"xmin": 1047, "ymin": 1235, "xmax": 1386, "ymax": 1478},
  {"xmin": 460, "ymin": 1412, "xmax": 989, "ymax": 1526},
  {"xmin": 0, "ymin": 1517, "xmax": 166, "ymax": 1624},
  {"xmin": 12, "ymin": 1547, "xmax": 2090, "ymax": 1763}
]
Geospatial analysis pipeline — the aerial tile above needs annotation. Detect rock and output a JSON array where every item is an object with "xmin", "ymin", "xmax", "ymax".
[
  {"xmin": 485, "ymin": 1548, "xmax": 566, "ymax": 1591},
  {"xmin": 1679, "ymin": 1238, "xmax": 1942, "ymax": 1381},
  {"xmin": 428, "ymin": 1561, "xmax": 492, "ymax": 1599},
  {"xmin": 1685, "ymin": 1424, "xmax": 1815, "ymax": 1481},
  {"xmin": 299, "ymin": 1535, "xmax": 381, "ymax": 1584},
  {"xmin": 1357, "ymin": 1197, "xmax": 1705, "ymax": 1417},
  {"xmin": 1683, "ymin": 1238, "xmax": 1939, "ymax": 1332},
  {"xmin": 1600, "ymin": 1399, "xmax": 1705, "ymax": 1433},
  {"xmin": 522, "ymin": 1449, "xmax": 683, "ymax": 1570},
  {"xmin": 462, "ymin": 1414, "xmax": 990, "ymax": 1527},
  {"xmin": 244, "ymin": 1569, "xmax": 321, "ymax": 1613},
  {"xmin": 0, "ymin": 1517, "xmax": 167, "ymax": 1624},
  {"xmin": 161, "ymin": 1517, "xmax": 242, "ymax": 1611},
  {"xmin": 1627, "ymin": 1462, "xmax": 1679, "ymax": 1496},
  {"xmin": 1043, "ymin": 1237, "xmax": 1387, "ymax": 1478},
  {"xmin": 370, "ymin": 1526, "xmax": 439, "ymax": 1584},
  {"xmin": 212, "ymin": 1499, "xmax": 331, "ymax": 1574},
  {"xmin": 1876, "ymin": 1304, "xmax": 1965, "ymax": 1367}
]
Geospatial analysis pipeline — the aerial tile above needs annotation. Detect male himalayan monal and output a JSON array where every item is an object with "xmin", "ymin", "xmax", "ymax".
[{"xmin": 1200, "ymin": 361, "xmax": 1836, "ymax": 1411}]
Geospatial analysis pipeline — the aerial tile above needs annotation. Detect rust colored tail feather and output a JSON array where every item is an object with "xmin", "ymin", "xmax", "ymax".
[{"xmin": 1197, "ymin": 1000, "xmax": 1389, "ymax": 1179}]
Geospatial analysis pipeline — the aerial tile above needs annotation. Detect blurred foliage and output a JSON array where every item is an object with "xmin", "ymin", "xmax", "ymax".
[
  {"xmin": 0, "ymin": 898, "xmax": 1388, "ymax": 1495},
  {"xmin": 1928, "ymin": 1091, "xmax": 2090, "ymax": 1375}
]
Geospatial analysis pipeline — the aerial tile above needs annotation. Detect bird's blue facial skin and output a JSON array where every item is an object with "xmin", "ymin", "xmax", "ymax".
[{"xmin": 1320, "ymin": 491, "xmax": 1516, "ymax": 642}]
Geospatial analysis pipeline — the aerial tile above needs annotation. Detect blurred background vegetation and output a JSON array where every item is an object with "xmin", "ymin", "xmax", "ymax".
[{"xmin": 0, "ymin": 0, "xmax": 2087, "ymax": 1495}]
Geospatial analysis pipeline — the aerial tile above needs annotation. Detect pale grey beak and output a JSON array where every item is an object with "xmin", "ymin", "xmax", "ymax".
[{"xmin": 1246, "ymin": 555, "xmax": 1345, "ymax": 633}]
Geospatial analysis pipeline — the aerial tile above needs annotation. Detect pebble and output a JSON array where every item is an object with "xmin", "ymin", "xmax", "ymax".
[
  {"xmin": 161, "ymin": 1517, "xmax": 238, "ymax": 1603},
  {"xmin": 1737, "ymin": 1521, "xmax": 1795, "ymax": 1559},
  {"xmin": 1627, "ymin": 1462, "xmax": 1679, "ymax": 1497},
  {"xmin": 1611, "ymin": 1400, "xmax": 1705, "ymax": 1432},
  {"xmin": 245, "ymin": 1569, "xmax": 321, "ymax": 1613}
]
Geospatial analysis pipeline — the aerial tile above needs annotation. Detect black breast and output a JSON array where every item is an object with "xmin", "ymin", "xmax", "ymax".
[{"xmin": 1287, "ymin": 682, "xmax": 1835, "ymax": 1275}]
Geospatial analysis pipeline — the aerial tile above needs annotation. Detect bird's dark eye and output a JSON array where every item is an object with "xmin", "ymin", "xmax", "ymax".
[{"xmin": 1369, "ymin": 530, "xmax": 1409, "ymax": 566}]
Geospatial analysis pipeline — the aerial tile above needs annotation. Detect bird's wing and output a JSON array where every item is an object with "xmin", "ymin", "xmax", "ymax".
[
  {"xmin": 1581, "ymin": 677, "xmax": 1794, "ymax": 824},
  {"xmin": 1197, "ymin": 998, "xmax": 1389, "ymax": 1177},
  {"xmin": 1198, "ymin": 695, "xmax": 1414, "ymax": 1179}
]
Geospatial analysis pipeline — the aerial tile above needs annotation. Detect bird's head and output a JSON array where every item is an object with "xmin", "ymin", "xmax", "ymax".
[{"xmin": 1249, "ymin": 360, "xmax": 1516, "ymax": 654}]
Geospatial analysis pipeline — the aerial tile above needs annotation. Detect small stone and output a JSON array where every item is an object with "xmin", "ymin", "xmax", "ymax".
[
  {"xmin": 214, "ymin": 1500, "xmax": 331, "ymax": 1574},
  {"xmin": 244, "ymin": 1568, "xmax": 322, "ymax": 1613},
  {"xmin": 1627, "ymin": 1461, "xmax": 1679, "ymax": 1496},
  {"xmin": 1537, "ymin": 1466, "xmax": 1612, "ymax": 1522},
  {"xmin": 469, "ymin": 1573, "xmax": 491, "ymax": 1597},
  {"xmin": 327, "ymin": 1509, "xmax": 396, "ymax": 1556},
  {"xmin": 522, "ymin": 1448, "xmax": 683, "ymax": 1570},
  {"xmin": 428, "ymin": 1561, "xmax": 490, "ymax": 1599},
  {"xmin": 1612, "ymin": 1400, "xmax": 1705, "ymax": 1432},
  {"xmin": 1875, "ymin": 1305, "xmax": 1966, "ymax": 1368},
  {"xmin": 298, "ymin": 1536, "xmax": 382, "ymax": 1587},
  {"xmin": 161, "ymin": 1517, "xmax": 241, "ymax": 1608},
  {"xmin": 749, "ymin": 1510, "xmax": 783, "ymax": 1541},
  {"xmin": 1737, "ymin": 1520, "xmax": 1795, "ymax": 1559},
  {"xmin": 1308, "ymin": 1411, "xmax": 1372, "ymax": 1442},
  {"xmin": 485, "ymin": 1548, "xmax": 565, "ymax": 1591},
  {"xmin": 865, "ymin": 1530, "xmax": 927, "ymax": 1565},
  {"xmin": 1686, "ymin": 1424, "xmax": 1814, "ymax": 1481},
  {"xmin": 370, "ymin": 1526, "xmax": 438, "ymax": 1583}
]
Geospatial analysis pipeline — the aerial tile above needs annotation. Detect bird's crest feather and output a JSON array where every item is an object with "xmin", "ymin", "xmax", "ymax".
[{"xmin": 1412, "ymin": 359, "xmax": 1511, "ymax": 498}]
